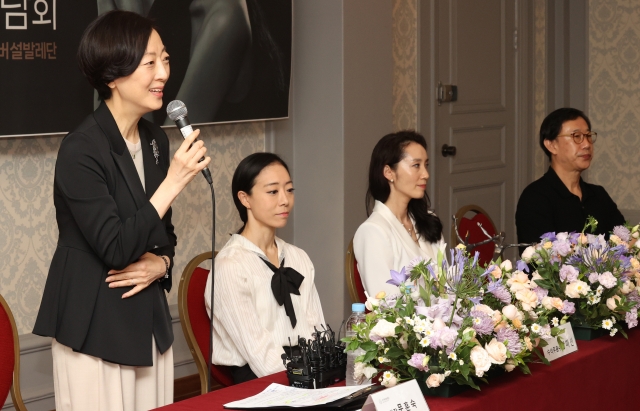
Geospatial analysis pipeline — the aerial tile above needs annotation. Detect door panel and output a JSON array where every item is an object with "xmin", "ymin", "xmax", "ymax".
[
  {"xmin": 436, "ymin": 0, "xmax": 516, "ymax": 255},
  {"xmin": 451, "ymin": 0, "xmax": 506, "ymax": 112},
  {"xmin": 449, "ymin": 125, "xmax": 505, "ymax": 173}
]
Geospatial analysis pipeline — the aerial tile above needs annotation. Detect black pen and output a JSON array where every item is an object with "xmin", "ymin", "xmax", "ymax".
[{"xmin": 343, "ymin": 385, "xmax": 373, "ymax": 400}]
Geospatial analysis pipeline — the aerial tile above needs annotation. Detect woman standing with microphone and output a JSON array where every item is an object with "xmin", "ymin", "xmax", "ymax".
[{"xmin": 32, "ymin": 11, "xmax": 210, "ymax": 411}]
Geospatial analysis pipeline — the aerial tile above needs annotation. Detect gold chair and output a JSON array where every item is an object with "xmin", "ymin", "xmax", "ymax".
[
  {"xmin": 345, "ymin": 239, "xmax": 367, "ymax": 303},
  {"xmin": 451, "ymin": 204, "xmax": 498, "ymax": 266},
  {"xmin": 177, "ymin": 251, "xmax": 233, "ymax": 394}
]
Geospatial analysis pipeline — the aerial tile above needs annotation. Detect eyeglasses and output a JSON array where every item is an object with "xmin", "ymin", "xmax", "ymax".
[{"xmin": 557, "ymin": 131, "xmax": 597, "ymax": 144}]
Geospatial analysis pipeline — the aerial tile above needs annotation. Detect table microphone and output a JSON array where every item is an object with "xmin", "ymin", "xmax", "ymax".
[{"xmin": 166, "ymin": 100, "xmax": 213, "ymax": 185}]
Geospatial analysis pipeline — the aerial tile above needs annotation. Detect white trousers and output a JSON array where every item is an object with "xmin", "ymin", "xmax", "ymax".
[{"xmin": 52, "ymin": 338, "xmax": 173, "ymax": 411}]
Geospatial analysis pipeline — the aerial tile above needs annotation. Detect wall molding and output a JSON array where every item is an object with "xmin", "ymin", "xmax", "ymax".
[{"xmin": 2, "ymin": 304, "xmax": 196, "ymax": 411}]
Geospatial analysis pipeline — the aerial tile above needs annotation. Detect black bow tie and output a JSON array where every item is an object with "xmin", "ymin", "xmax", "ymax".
[{"xmin": 261, "ymin": 257, "xmax": 304, "ymax": 328}]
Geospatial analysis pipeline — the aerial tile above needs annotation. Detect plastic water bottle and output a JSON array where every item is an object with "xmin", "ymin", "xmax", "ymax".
[{"xmin": 345, "ymin": 303, "xmax": 369, "ymax": 386}]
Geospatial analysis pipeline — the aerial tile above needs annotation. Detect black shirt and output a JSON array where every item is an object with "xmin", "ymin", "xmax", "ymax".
[{"xmin": 516, "ymin": 167, "xmax": 625, "ymax": 248}]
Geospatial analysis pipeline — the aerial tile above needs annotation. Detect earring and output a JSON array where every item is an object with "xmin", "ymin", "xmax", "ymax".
[{"xmin": 390, "ymin": 179, "xmax": 394, "ymax": 183}]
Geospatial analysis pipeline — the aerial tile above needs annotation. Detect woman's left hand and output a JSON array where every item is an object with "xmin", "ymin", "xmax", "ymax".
[{"xmin": 106, "ymin": 252, "xmax": 167, "ymax": 298}]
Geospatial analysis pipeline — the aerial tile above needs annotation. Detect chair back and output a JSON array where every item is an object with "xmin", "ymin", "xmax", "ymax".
[
  {"xmin": 0, "ymin": 293, "xmax": 26, "ymax": 411},
  {"xmin": 451, "ymin": 204, "xmax": 497, "ymax": 267},
  {"xmin": 345, "ymin": 239, "xmax": 367, "ymax": 303},
  {"xmin": 178, "ymin": 252, "xmax": 234, "ymax": 394}
]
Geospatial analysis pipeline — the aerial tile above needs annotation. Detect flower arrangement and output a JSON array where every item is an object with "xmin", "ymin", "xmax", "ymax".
[
  {"xmin": 343, "ymin": 246, "xmax": 564, "ymax": 392},
  {"xmin": 520, "ymin": 217, "xmax": 640, "ymax": 337}
]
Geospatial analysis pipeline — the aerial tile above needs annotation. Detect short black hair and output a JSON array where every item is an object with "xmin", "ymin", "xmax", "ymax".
[
  {"xmin": 366, "ymin": 130, "xmax": 442, "ymax": 243},
  {"xmin": 232, "ymin": 152, "xmax": 290, "ymax": 233},
  {"xmin": 539, "ymin": 108, "xmax": 592, "ymax": 159},
  {"xmin": 77, "ymin": 10, "xmax": 157, "ymax": 100}
]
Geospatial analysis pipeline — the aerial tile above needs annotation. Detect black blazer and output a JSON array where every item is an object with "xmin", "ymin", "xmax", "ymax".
[{"xmin": 33, "ymin": 102, "xmax": 177, "ymax": 366}]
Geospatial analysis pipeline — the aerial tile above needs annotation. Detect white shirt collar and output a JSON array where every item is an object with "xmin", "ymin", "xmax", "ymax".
[{"xmin": 228, "ymin": 233, "xmax": 286, "ymax": 264}]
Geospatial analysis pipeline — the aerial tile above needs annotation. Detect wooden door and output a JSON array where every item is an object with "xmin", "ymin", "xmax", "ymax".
[{"xmin": 434, "ymin": 0, "xmax": 518, "ymax": 257}]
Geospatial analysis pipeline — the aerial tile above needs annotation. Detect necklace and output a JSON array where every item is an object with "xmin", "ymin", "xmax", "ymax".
[
  {"xmin": 129, "ymin": 147, "xmax": 142, "ymax": 159},
  {"xmin": 399, "ymin": 218, "xmax": 418, "ymax": 243},
  {"xmin": 125, "ymin": 138, "xmax": 142, "ymax": 159}
]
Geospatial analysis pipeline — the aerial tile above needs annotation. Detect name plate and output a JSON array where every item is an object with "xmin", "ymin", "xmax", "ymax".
[
  {"xmin": 543, "ymin": 322, "xmax": 578, "ymax": 361},
  {"xmin": 362, "ymin": 379, "xmax": 429, "ymax": 411}
]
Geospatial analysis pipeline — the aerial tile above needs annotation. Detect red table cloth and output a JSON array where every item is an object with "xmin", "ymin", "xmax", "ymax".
[{"xmin": 156, "ymin": 328, "xmax": 639, "ymax": 410}]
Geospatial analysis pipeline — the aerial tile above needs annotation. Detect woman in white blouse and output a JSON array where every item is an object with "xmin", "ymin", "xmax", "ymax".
[
  {"xmin": 205, "ymin": 152, "xmax": 325, "ymax": 383},
  {"xmin": 354, "ymin": 131, "xmax": 445, "ymax": 297}
]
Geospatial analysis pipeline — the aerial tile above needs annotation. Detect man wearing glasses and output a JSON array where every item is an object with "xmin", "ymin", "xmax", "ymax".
[{"xmin": 516, "ymin": 107, "xmax": 625, "ymax": 250}]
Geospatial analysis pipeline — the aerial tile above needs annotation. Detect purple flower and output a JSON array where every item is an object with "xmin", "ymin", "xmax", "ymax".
[
  {"xmin": 532, "ymin": 286, "xmax": 548, "ymax": 301},
  {"xmin": 496, "ymin": 327, "xmax": 523, "ymax": 355},
  {"xmin": 568, "ymin": 232, "xmax": 580, "ymax": 245},
  {"xmin": 559, "ymin": 265, "xmax": 579, "ymax": 283},
  {"xmin": 626, "ymin": 308, "xmax": 638, "ymax": 329},
  {"xmin": 369, "ymin": 334, "xmax": 384, "ymax": 343},
  {"xmin": 407, "ymin": 353, "xmax": 429, "ymax": 371},
  {"xmin": 471, "ymin": 309, "xmax": 495, "ymax": 336},
  {"xmin": 541, "ymin": 232, "xmax": 557, "ymax": 242},
  {"xmin": 481, "ymin": 265, "xmax": 498, "ymax": 277},
  {"xmin": 469, "ymin": 296, "xmax": 483, "ymax": 305},
  {"xmin": 540, "ymin": 324, "xmax": 552, "ymax": 338},
  {"xmin": 387, "ymin": 267, "xmax": 408, "ymax": 286},
  {"xmin": 561, "ymin": 300, "xmax": 575, "ymax": 315},
  {"xmin": 487, "ymin": 280, "xmax": 512, "ymax": 304},
  {"xmin": 588, "ymin": 272, "xmax": 599, "ymax": 284},
  {"xmin": 628, "ymin": 290, "xmax": 640, "ymax": 304},
  {"xmin": 552, "ymin": 240, "xmax": 572, "ymax": 257},
  {"xmin": 598, "ymin": 271, "xmax": 617, "ymax": 289},
  {"xmin": 613, "ymin": 226, "xmax": 631, "ymax": 242},
  {"xmin": 431, "ymin": 326, "xmax": 458, "ymax": 349},
  {"xmin": 415, "ymin": 305, "xmax": 430, "ymax": 317},
  {"xmin": 516, "ymin": 260, "xmax": 530, "ymax": 273}
]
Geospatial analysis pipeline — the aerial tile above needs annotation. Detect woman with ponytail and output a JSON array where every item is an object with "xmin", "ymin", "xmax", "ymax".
[
  {"xmin": 204, "ymin": 152, "xmax": 325, "ymax": 383},
  {"xmin": 354, "ymin": 131, "xmax": 445, "ymax": 296}
]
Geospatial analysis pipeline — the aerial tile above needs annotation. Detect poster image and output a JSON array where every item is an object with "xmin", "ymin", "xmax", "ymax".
[{"xmin": 0, "ymin": 0, "xmax": 292, "ymax": 137}]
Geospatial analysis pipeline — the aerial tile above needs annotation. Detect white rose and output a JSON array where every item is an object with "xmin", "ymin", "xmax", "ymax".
[
  {"xmin": 502, "ymin": 304, "xmax": 518, "ymax": 320},
  {"xmin": 426, "ymin": 373, "xmax": 445, "ymax": 388},
  {"xmin": 507, "ymin": 272, "xmax": 531, "ymax": 293},
  {"xmin": 462, "ymin": 327, "xmax": 477, "ymax": 339},
  {"xmin": 621, "ymin": 281, "xmax": 636, "ymax": 295},
  {"xmin": 485, "ymin": 338, "xmax": 507, "ymax": 365},
  {"xmin": 398, "ymin": 335, "xmax": 408, "ymax": 349},
  {"xmin": 521, "ymin": 246, "xmax": 536, "ymax": 262},
  {"xmin": 469, "ymin": 345, "xmax": 492, "ymax": 377},
  {"xmin": 565, "ymin": 281, "xmax": 590, "ymax": 298},
  {"xmin": 500, "ymin": 260, "xmax": 513, "ymax": 272},
  {"xmin": 474, "ymin": 304, "xmax": 495, "ymax": 316},
  {"xmin": 364, "ymin": 297, "xmax": 379, "ymax": 311},
  {"xmin": 381, "ymin": 371, "xmax": 398, "ymax": 387},
  {"xmin": 515, "ymin": 289, "xmax": 539, "ymax": 311},
  {"xmin": 541, "ymin": 296, "xmax": 554, "ymax": 310},
  {"xmin": 606, "ymin": 295, "xmax": 621, "ymax": 311},
  {"xmin": 363, "ymin": 365, "xmax": 377, "ymax": 379},
  {"xmin": 504, "ymin": 359, "xmax": 516, "ymax": 372},
  {"xmin": 369, "ymin": 319, "xmax": 397, "ymax": 339}
]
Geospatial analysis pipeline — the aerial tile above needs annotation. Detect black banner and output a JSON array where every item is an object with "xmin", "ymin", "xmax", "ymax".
[{"xmin": 0, "ymin": 0, "xmax": 291, "ymax": 137}]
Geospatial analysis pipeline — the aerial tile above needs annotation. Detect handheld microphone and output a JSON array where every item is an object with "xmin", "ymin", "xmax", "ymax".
[{"xmin": 166, "ymin": 100, "xmax": 213, "ymax": 185}]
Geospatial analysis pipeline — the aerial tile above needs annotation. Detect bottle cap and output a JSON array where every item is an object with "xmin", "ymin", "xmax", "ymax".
[{"xmin": 352, "ymin": 303, "xmax": 365, "ymax": 313}]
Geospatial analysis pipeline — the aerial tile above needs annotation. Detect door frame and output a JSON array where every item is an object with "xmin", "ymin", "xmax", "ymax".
[{"xmin": 417, "ymin": 0, "xmax": 535, "ymax": 231}]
